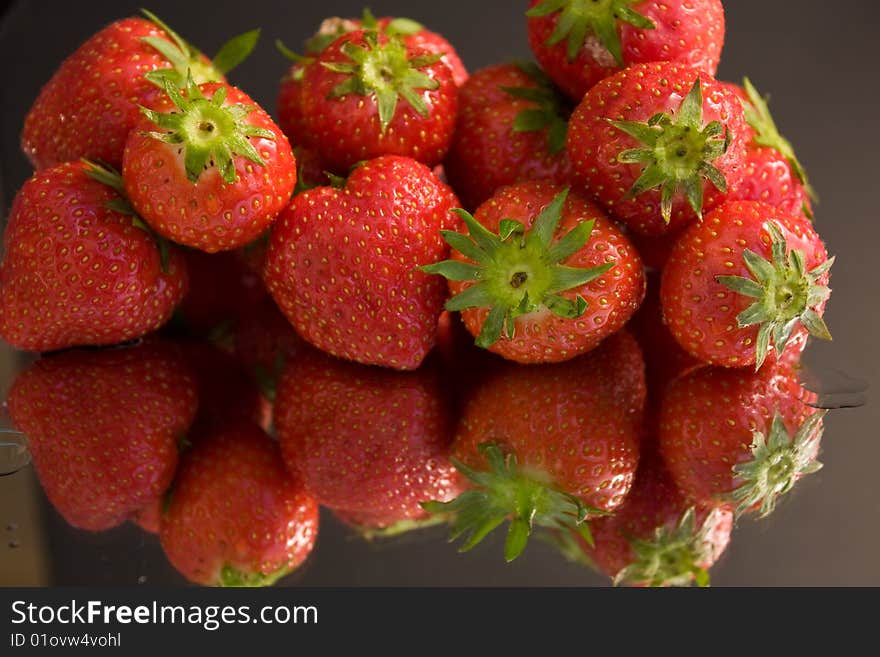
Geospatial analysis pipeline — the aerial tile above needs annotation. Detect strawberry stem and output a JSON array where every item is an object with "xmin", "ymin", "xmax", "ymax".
[
  {"xmin": 322, "ymin": 31, "xmax": 442, "ymax": 134},
  {"xmin": 422, "ymin": 443, "xmax": 603, "ymax": 562},
  {"xmin": 502, "ymin": 61, "xmax": 573, "ymax": 154},
  {"xmin": 139, "ymin": 75, "xmax": 276, "ymax": 184},
  {"xmin": 526, "ymin": 0, "xmax": 655, "ymax": 64},
  {"xmin": 420, "ymin": 189, "xmax": 614, "ymax": 348},
  {"xmin": 608, "ymin": 78, "xmax": 731, "ymax": 223},
  {"xmin": 716, "ymin": 220, "xmax": 833, "ymax": 370},
  {"xmin": 731, "ymin": 411, "xmax": 826, "ymax": 518}
]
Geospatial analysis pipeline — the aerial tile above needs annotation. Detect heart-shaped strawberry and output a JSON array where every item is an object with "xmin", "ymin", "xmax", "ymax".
[{"xmin": 263, "ymin": 155, "xmax": 460, "ymax": 370}]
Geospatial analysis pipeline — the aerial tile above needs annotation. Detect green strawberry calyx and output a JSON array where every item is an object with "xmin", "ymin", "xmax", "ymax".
[
  {"xmin": 501, "ymin": 61, "xmax": 573, "ymax": 154},
  {"xmin": 321, "ymin": 31, "xmax": 443, "ymax": 135},
  {"xmin": 614, "ymin": 507, "xmax": 725, "ymax": 587},
  {"xmin": 140, "ymin": 74, "xmax": 276, "ymax": 184},
  {"xmin": 304, "ymin": 9, "xmax": 425, "ymax": 55},
  {"xmin": 81, "ymin": 159, "xmax": 171, "ymax": 271},
  {"xmin": 731, "ymin": 411, "xmax": 825, "ymax": 518},
  {"xmin": 716, "ymin": 220, "xmax": 833, "ymax": 370},
  {"xmin": 421, "ymin": 442, "xmax": 606, "ymax": 562},
  {"xmin": 526, "ymin": 0, "xmax": 655, "ymax": 65},
  {"xmin": 218, "ymin": 562, "xmax": 291, "ymax": 588},
  {"xmin": 420, "ymin": 189, "xmax": 614, "ymax": 348},
  {"xmin": 742, "ymin": 78, "xmax": 817, "ymax": 203},
  {"xmin": 608, "ymin": 78, "xmax": 731, "ymax": 224},
  {"xmin": 140, "ymin": 10, "xmax": 259, "ymax": 89}
]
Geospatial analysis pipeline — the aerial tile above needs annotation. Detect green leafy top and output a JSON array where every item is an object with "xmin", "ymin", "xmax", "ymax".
[
  {"xmin": 716, "ymin": 221, "xmax": 833, "ymax": 370},
  {"xmin": 608, "ymin": 78, "xmax": 731, "ymax": 223},
  {"xmin": 140, "ymin": 10, "xmax": 259, "ymax": 89},
  {"xmin": 731, "ymin": 411, "xmax": 826, "ymax": 518},
  {"xmin": 82, "ymin": 159, "xmax": 171, "ymax": 271},
  {"xmin": 614, "ymin": 508, "xmax": 721, "ymax": 587},
  {"xmin": 139, "ymin": 74, "xmax": 276, "ymax": 184},
  {"xmin": 501, "ymin": 61, "xmax": 573, "ymax": 154},
  {"xmin": 321, "ymin": 31, "xmax": 442, "ymax": 134},
  {"xmin": 420, "ymin": 189, "xmax": 614, "ymax": 348},
  {"xmin": 741, "ymin": 78, "xmax": 817, "ymax": 203},
  {"xmin": 422, "ymin": 443, "xmax": 604, "ymax": 562},
  {"xmin": 526, "ymin": 0, "xmax": 655, "ymax": 64}
]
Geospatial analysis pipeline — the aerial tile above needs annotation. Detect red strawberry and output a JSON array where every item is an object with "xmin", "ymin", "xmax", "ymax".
[
  {"xmin": 122, "ymin": 79, "xmax": 296, "ymax": 253},
  {"xmin": 298, "ymin": 30, "xmax": 458, "ymax": 171},
  {"xmin": 526, "ymin": 0, "xmax": 725, "ymax": 101},
  {"xmin": 444, "ymin": 62, "xmax": 574, "ymax": 210},
  {"xmin": 557, "ymin": 448, "xmax": 732, "ymax": 587},
  {"xmin": 659, "ymin": 363, "xmax": 825, "ymax": 517},
  {"xmin": 566, "ymin": 62, "xmax": 748, "ymax": 236},
  {"xmin": 661, "ymin": 201, "xmax": 833, "ymax": 370},
  {"xmin": 424, "ymin": 331, "xmax": 645, "ymax": 560},
  {"xmin": 6, "ymin": 340, "xmax": 197, "ymax": 531},
  {"xmin": 263, "ymin": 155, "xmax": 460, "ymax": 370},
  {"xmin": 176, "ymin": 249, "xmax": 255, "ymax": 336},
  {"xmin": 722, "ymin": 79, "xmax": 816, "ymax": 220},
  {"xmin": 0, "ymin": 161, "xmax": 187, "ymax": 352},
  {"xmin": 273, "ymin": 349, "xmax": 461, "ymax": 533},
  {"xmin": 423, "ymin": 182, "xmax": 645, "ymax": 364},
  {"xmin": 21, "ymin": 11, "xmax": 258, "ymax": 170},
  {"xmin": 160, "ymin": 422, "xmax": 318, "ymax": 586}
]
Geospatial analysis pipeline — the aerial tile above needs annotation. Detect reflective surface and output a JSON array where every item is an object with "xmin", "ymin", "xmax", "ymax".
[{"xmin": 1, "ymin": 1, "xmax": 878, "ymax": 586}]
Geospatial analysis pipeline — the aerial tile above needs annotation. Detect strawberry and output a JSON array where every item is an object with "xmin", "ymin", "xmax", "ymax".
[
  {"xmin": 722, "ymin": 79, "xmax": 816, "ymax": 220},
  {"xmin": 122, "ymin": 78, "xmax": 297, "ymax": 253},
  {"xmin": 263, "ymin": 155, "xmax": 460, "ymax": 370},
  {"xmin": 566, "ymin": 62, "xmax": 748, "ymax": 236},
  {"xmin": 424, "ymin": 331, "xmax": 645, "ymax": 560},
  {"xmin": 5, "ymin": 340, "xmax": 197, "ymax": 531},
  {"xmin": 422, "ymin": 182, "xmax": 645, "ymax": 364},
  {"xmin": 273, "ymin": 349, "xmax": 461, "ymax": 533},
  {"xmin": 659, "ymin": 363, "xmax": 825, "ymax": 517},
  {"xmin": 297, "ymin": 30, "xmax": 458, "ymax": 171},
  {"xmin": 555, "ymin": 448, "xmax": 732, "ymax": 587},
  {"xmin": 176, "ymin": 250, "xmax": 254, "ymax": 336},
  {"xmin": 0, "ymin": 161, "xmax": 187, "ymax": 353},
  {"xmin": 661, "ymin": 201, "xmax": 833, "ymax": 370},
  {"xmin": 526, "ymin": 0, "xmax": 725, "ymax": 101},
  {"xmin": 443, "ymin": 62, "xmax": 574, "ymax": 210},
  {"xmin": 160, "ymin": 422, "xmax": 318, "ymax": 587},
  {"xmin": 21, "ymin": 11, "xmax": 258, "ymax": 170}
]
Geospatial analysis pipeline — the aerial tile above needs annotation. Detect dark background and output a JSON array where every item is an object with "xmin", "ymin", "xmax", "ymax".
[{"xmin": 0, "ymin": 0, "xmax": 878, "ymax": 586}]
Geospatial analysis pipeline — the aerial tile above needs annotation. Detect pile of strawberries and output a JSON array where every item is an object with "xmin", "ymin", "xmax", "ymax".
[{"xmin": 1, "ymin": 2, "xmax": 835, "ymax": 587}]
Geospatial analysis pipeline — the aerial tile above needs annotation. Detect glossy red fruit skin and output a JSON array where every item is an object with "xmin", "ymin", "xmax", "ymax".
[
  {"xmin": 122, "ymin": 83, "xmax": 297, "ymax": 253},
  {"xmin": 567, "ymin": 62, "xmax": 748, "ymax": 236},
  {"xmin": 725, "ymin": 146, "xmax": 813, "ymax": 218},
  {"xmin": 659, "ymin": 363, "xmax": 821, "ymax": 507},
  {"xmin": 274, "ymin": 349, "xmax": 462, "ymax": 523},
  {"xmin": 454, "ymin": 331, "xmax": 646, "ymax": 513},
  {"xmin": 21, "ymin": 18, "xmax": 221, "ymax": 170},
  {"xmin": 584, "ymin": 449, "xmax": 732, "ymax": 583},
  {"xmin": 263, "ymin": 155, "xmax": 460, "ymax": 370},
  {"xmin": 450, "ymin": 181, "xmax": 645, "ymax": 364},
  {"xmin": 299, "ymin": 30, "xmax": 458, "ymax": 171},
  {"xmin": 444, "ymin": 63, "xmax": 573, "ymax": 210},
  {"xmin": 6, "ymin": 341, "xmax": 198, "ymax": 531},
  {"xmin": 526, "ymin": 0, "xmax": 724, "ymax": 102},
  {"xmin": 277, "ymin": 62, "xmax": 310, "ymax": 146},
  {"xmin": 160, "ymin": 423, "xmax": 318, "ymax": 586},
  {"xmin": 0, "ymin": 162, "xmax": 188, "ymax": 352},
  {"xmin": 661, "ymin": 201, "xmax": 828, "ymax": 368}
]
